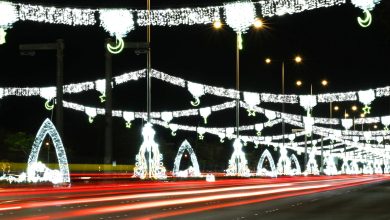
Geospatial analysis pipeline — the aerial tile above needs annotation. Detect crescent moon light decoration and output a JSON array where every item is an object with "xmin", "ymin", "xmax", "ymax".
[
  {"xmin": 45, "ymin": 99, "xmax": 55, "ymax": 110},
  {"xmin": 357, "ymin": 9, "xmax": 372, "ymax": 28},
  {"xmin": 107, "ymin": 37, "xmax": 124, "ymax": 54}
]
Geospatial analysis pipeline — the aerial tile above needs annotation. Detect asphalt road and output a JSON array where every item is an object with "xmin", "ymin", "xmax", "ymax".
[
  {"xmin": 165, "ymin": 179, "xmax": 390, "ymax": 220},
  {"xmin": 0, "ymin": 175, "xmax": 389, "ymax": 220}
]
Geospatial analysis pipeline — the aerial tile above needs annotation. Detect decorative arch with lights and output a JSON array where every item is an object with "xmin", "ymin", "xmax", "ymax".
[
  {"xmin": 27, "ymin": 118, "xmax": 70, "ymax": 184},
  {"xmin": 172, "ymin": 140, "xmax": 201, "ymax": 177}
]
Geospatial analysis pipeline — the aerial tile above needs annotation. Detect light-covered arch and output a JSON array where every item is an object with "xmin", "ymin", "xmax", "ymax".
[
  {"xmin": 173, "ymin": 140, "xmax": 201, "ymax": 177},
  {"xmin": 256, "ymin": 149, "xmax": 277, "ymax": 177},
  {"xmin": 290, "ymin": 154, "xmax": 301, "ymax": 175},
  {"xmin": 27, "ymin": 118, "xmax": 70, "ymax": 183}
]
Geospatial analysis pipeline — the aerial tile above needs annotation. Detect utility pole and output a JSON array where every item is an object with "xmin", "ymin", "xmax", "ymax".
[{"xmin": 19, "ymin": 39, "xmax": 64, "ymax": 138}]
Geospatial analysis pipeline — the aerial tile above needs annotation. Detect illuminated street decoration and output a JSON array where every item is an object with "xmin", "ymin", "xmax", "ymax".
[
  {"xmin": 341, "ymin": 159, "xmax": 351, "ymax": 174},
  {"xmin": 290, "ymin": 154, "xmax": 301, "ymax": 175},
  {"xmin": 27, "ymin": 118, "xmax": 70, "ymax": 184},
  {"xmin": 99, "ymin": 9, "xmax": 134, "ymax": 54},
  {"xmin": 304, "ymin": 146, "xmax": 320, "ymax": 175},
  {"xmin": 256, "ymin": 149, "xmax": 277, "ymax": 177},
  {"xmin": 18, "ymin": 3, "xmax": 96, "ymax": 25},
  {"xmin": 342, "ymin": 118, "xmax": 353, "ymax": 130},
  {"xmin": 172, "ymin": 140, "xmax": 201, "ymax": 177},
  {"xmin": 260, "ymin": 0, "xmax": 345, "ymax": 17},
  {"xmin": 0, "ymin": 1, "xmax": 17, "ymax": 45},
  {"xmin": 224, "ymin": 1, "xmax": 255, "ymax": 33},
  {"xmin": 300, "ymin": 95, "xmax": 317, "ymax": 118},
  {"xmin": 226, "ymin": 139, "xmax": 250, "ymax": 177},
  {"xmin": 357, "ymin": 9, "xmax": 372, "ymax": 27},
  {"xmin": 123, "ymin": 111, "xmax": 135, "ymax": 128},
  {"xmin": 137, "ymin": 6, "xmax": 221, "ymax": 26},
  {"xmin": 303, "ymin": 116, "xmax": 314, "ymax": 135},
  {"xmin": 384, "ymin": 161, "xmax": 390, "ymax": 174},
  {"xmin": 0, "ymin": 28, "xmax": 6, "ymax": 45},
  {"xmin": 374, "ymin": 160, "xmax": 383, "ymax": 174},
  {"xmin": 133, "ymin": 123, "xmax": 167, "ymax": 179},
  {"xmin": 200, "ymin": 107, "xmax": 211, "ymax": 124},
  {"xmin": 40, "ymin": 87, "xmax": 56, "ymax": 110},
  {"xmin": 187, "ymin": 82, "xmax": 204, "ymax": 106},
  {"xmin": 358, "ymin": 89, "xmax": 375, "ymax": 114},
  {"xmin": 323, "ymin": 155, "xmax": 339, "ymax": 175},
  {"xmin": 350, "ymin": 160, "xmax": 360, "ymax": 174},
  {"xmin": 277, "ymin": 147, "xmax": 292, "ymax": 175},
  {"xmin": 363, "ymin": 161, "xmax": 374, "ymax": 174},
  {"xmin": 351, "ymin": 0, "xmax": 381, "ymax": 27},
  {"xmin": 244, "ymin": 92, "xmax": 260, "ymax": 116}
]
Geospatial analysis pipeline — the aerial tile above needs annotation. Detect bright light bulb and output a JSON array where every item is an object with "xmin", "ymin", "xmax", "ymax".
[
  {"xmin": 334, "ymin": 106, "xmax": 339, "ymax": 111},
  {"xmin": 213, "ymin": 20, "xmax": 222, "ymax": 29},
  {"xmin": 321, "ymin": 79, "xmax": 328, "ymax": 86},
  {"xmin": 295, "ymin": 56, "xmax": 302, "ymax": 63},
  {"xmin": 253, "ymin": 18, "xmax": 263, "ymax": 28},
  {"xmin": 265, "ymin": 58, "xmax": 271, "ymax": 64},
  {"xmin": 351, "ymin": 105, "xmax": 358, "ymax": 111},
  {"xmin": 296, "ymin": 80, "xmax": 302, "ymax": 87}
]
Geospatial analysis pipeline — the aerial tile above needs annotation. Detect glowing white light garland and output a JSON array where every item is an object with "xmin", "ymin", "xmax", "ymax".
[
  {"xmin": 27, "ymin": 118, "xmax": 70, "ymax": 184},
  {"xmin": 256, "ymin": 149, "xmax": 277, "ymax": 177},
  {"xmin": 18, "ymin": 3, "xmax": 96, "ymax": 26},
  {"xmin": 260, "ymin": 0, "xmax": 346, "ymax": 18},
  {"xmin": 172, "ymin": 140, "xmax": 201, "ymax": 177},
  {"xmin": 0, "ymin": 1, "xmax": 17, "ymax": 44},
  {"xmin": 351, "ymin": 0, "xmax": 381, "ymax": 10},
  {"xmin": 137, "ymin": 6, "xmax": 221, "ymax": 26}
]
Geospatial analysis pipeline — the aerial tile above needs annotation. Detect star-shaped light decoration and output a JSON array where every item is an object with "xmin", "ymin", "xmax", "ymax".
[
  {"xmin": 362, "ymin": 105, "xmax": 371, "ymax": 114},
  {"xmin": 0, "ymin": 28, "xmax": 6, "ymax": 45}
]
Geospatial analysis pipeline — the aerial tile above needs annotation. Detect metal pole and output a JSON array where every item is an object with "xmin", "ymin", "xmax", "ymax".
[
  {"xmin": 282, "ymin": 62, "xmax": 285, "ymax": 148},
  {"xmin": 304, "ymin": 135, "xmax": 308, "ymax": 169},
  {"xmin": 236, "ymin": 32, "xmax": 240, "ymax": 139},
  {"xmin": 320, "ymin": 136, "xmax": 324, "ymax": 173},
  {"xmin": 104, "ymin": 38, "xmax": 113, "ymax": 165},
  {"xmin": 56, "ymin": 39, "xmax": 64, "ymax": 139},
  {"xmin": 147, "ymin": 0, "xmax": 151, "ymax": 122},
  {"xmin": 147, "ymin": 0, "xmax": 152, "ymax": 178}
]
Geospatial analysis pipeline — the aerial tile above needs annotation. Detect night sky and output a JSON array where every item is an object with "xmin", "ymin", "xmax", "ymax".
[{"xmin": 0, "ymin": 1, "xmax": 389, "ymax": 169}]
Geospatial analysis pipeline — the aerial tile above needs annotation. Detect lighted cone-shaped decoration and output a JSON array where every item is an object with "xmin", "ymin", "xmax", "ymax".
[
  {"xmin": 323, "ymin": 155, "xmax": 339, "ymax": 176},
  {"xmin": 226, "ymin": 139, "xmax": 250, "ymax": 177},
  {"xmin": 277, "ymin": 147, "xmax": 292, "ymax": 176},
  {"xmin": 133, "ymin": 123, "xmax": 167, "ymax": 179},
  {"xmin": 304, "ymin": 146, "xmax": 320, "ymax": 176}
]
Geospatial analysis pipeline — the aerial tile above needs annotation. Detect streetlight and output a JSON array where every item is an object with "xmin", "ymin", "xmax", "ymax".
[
  {"xmin": 214, "ymin": 18, "xmax": 263, "ymax": 176},
  {"xmin": 265, "ymin": 55, "xmax": 302, "ymax": 150},
  {"xmin": 296, "ymin": 79, "xmax": 328, "ymax": 171}
]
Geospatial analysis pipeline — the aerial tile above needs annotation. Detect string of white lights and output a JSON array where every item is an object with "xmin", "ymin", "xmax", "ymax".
[
  {"xmin": 2, "ymin": 68, "xmax": 390, "ymax": 108},
  {"xmin": 17, "ymin": 3, "xmax": 96, "ymax": 26}
]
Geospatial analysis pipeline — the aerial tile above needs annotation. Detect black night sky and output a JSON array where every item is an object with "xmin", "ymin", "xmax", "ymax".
[{"xmin": 0, "ymin": 1, "xmax": 389, "ymax": 170}]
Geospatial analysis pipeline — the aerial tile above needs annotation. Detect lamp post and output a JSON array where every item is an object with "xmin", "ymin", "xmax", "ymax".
[
  {"xmin": 265, "ymin": 55, "xmax": 302, "ymax": 150},
  {"xmin": 214, "ymin": 17, "xmax": 263, "ymax": 176}
]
